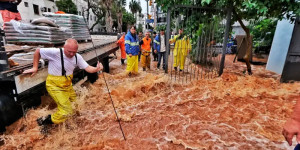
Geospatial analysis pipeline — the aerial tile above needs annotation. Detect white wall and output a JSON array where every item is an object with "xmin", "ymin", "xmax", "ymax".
[
  {"xmin": 72, "ymin": 0, "xmax": 102, "ymax": 32},
  {"xmin": 266, "ymin": 19, "xmax": 295, "ymax": 74},
  {"xmin": 0, "ymin": 0, "xmax": 102, "ymax": 32},
  {"xmin": 232, "ymin": 21, "xmax": 249, "ymax": 37},
  {"xmin": 0, "ymin": 0, "xmax": 57, "ymax": 24}
]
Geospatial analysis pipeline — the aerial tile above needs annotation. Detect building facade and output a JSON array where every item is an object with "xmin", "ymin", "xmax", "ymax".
[
  {"xmin": 72, "ymin": 0, "xmax": 103, "ymax": 32},
  {"xmin": 0, "ymin": 0, "xmax": 102, "ymax": 32},
  {"xmin": 0, "ymin": 0, "xmax": 58, "ymax": 24}
]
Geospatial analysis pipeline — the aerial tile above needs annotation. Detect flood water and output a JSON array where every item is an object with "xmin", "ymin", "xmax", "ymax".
[{"xmin": 1, "ymin": 53, "xmax": 300, "ymax": 150}]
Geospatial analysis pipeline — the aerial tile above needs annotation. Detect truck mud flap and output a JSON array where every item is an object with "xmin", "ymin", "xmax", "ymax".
[{"xmin": 0, "ymin": 92, "xmax": 22, "ymax": 132}]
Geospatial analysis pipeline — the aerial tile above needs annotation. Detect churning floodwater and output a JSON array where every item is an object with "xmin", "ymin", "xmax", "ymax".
[{"xmin": 1, "ymin": 54, "xmax": 300, "ymax": 150}]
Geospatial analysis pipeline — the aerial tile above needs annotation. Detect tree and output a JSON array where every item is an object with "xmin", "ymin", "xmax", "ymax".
[
  {"xmin": 56, "ymin": 0, "xmax": 78, "ymax": 15},
  {"xmin": 82, "ymin": 0, "xmax": 106, "ymax": 31},
  {"xmin": 155, "ymin": 24, "xmax": 166, "ymax": 31},
  {"xmin": 249, "ymin": 19, "xmax": 277, "ymax": 49},
  {"xmin": 129, "ymin": 0, "xmax": 142, "ymax": 18},
  {"xmin": 156, "ymin": 0, "xmax": 300, "ymax": 74},
  {"xmin": 122, "ymin": 11, "xmax": 136, "ymax": 32},
  {"xmin": 90, "ymin": 2, "xmax": 106, "ymax": 31},
  {"xmin": 137, "ymin": 24, "xmax": 143, "ymax": 33},
  {"xmin": 100, "ymin": 0, "xmax": 114, "ymax": 32},
  {"xmin": 114, "ymin": 0, "xmax": 126, "ymax": 32}
]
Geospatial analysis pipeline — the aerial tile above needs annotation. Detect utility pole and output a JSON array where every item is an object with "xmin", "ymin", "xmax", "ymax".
[{"xmin": 146, "ymin": 0, "xmax": 149, "ymax": 29}]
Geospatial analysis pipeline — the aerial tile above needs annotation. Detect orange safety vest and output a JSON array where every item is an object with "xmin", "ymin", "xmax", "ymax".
[{"xmin": 141, "ymin": 37, "xmax": 151, "ymax": 51}]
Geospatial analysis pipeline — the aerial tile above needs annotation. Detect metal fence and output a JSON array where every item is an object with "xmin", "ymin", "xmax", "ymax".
[{"xmin": 164, "ymin": 5, "xmax": 232, "ymax": 83}]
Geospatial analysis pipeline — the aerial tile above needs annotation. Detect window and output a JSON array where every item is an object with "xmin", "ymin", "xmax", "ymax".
[
  {"xmin": 78, "ymin": 11, "xmax": 81, "ymax": 16},
  {"xmin": 90, "ymin": 15, "xmax": 92, "ymax": 21},
  {"xmin": 24, "ymin": 2, "xmax": 29, "ymax": 7},
  {"xmin": 94, "ymin": 16, "xmax": 96, "ymax": 21},
  {"xmin": 33, "ymin": 4, "xmax": 39, "ymax": 15},
  {"xmin": 48, "ymin": 8, "xmax": 51, "ymax": 12}
]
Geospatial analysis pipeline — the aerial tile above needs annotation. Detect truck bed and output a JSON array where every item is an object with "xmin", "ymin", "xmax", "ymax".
[{"xmin": 6, "ymin": 35, "xmax": 117, "ymax": 70}]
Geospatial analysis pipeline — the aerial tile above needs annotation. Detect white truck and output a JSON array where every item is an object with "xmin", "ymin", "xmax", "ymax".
[{"xmin": 0, "ymin": 29, "xmax": 119, "ymax": 132}]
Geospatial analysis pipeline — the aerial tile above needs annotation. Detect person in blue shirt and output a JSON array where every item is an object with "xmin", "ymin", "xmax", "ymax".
[{"xmin": 154, "ymin": 29, "xmax": 167, "ymax": 70}]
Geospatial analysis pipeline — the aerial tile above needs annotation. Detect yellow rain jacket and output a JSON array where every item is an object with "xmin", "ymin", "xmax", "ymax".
[{"xmin": 169, "ymin": 34, "xmax": 192, "ymax": 70}]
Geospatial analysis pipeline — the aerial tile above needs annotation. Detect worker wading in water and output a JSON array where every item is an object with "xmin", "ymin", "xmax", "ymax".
[
  {"xmin": 139, "ymin": 31, "xmax": 152, "ymax": 71},
  {"xmin": 116, "ymin": 32, "xmax": 126, "ymax": 65},
  {"xmin": 24, "ymin": 39, "xmax": 102, "ymax": 128},
  {"xmin": 169, "ymin": 28, "xmax": 192, "ymax": 71},
  {"xmin": 125, "ymin": 26, "xmax": 140, "ymax": 75}
]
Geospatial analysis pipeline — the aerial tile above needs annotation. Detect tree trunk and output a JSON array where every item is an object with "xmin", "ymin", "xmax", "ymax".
[
  {"xmin": 234, "ymin": 9, "xmax": 252, "ymax": 74},
  {"xmin": 105, "ymin": 10, "xmax": 113, "ymax": 32},
  {"xmin": 117, "ymin": 11, "xmax": 123, "ymax": 32},
  {"xmin": 90, "ymin": 17, "xmax": 101, "ymax": 31}
]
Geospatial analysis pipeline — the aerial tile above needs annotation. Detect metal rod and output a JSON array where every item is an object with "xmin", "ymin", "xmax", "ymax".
[
  {"xmin": 203, "ymin": 21, "xmax": 208, "ymax": 79},
  {"xmin": 208, "ymin": 21, "xmax": 213, "ymax": 79},
  {"xmin": 85, "ymin": 22, "xmax": 126, "ymax": 140},
  {"xmin": 102, "ymin": 72, "xmax": 126, "ymax": 140},
  {"xmin": 200, "ymin": 26, "xmax": 205, "ymax": 79},
  {"xmin": 165, "ymin": 8, "xmax": 171, "ymax": 74}
]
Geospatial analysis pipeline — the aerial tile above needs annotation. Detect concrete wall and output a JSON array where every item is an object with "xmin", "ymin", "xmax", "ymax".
[{"xmin": 266, "ymin": 19, "xmax": 295, "ymax": 74}]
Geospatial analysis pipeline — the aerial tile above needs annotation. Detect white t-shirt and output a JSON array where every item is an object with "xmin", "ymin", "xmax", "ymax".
[
  {"xmin": 40, "ymin": 48, "xmax": 89, "ymax": 76},
  {"xmin": 160, "ymin": 35, "xmax": 166, "ymax": 52}
]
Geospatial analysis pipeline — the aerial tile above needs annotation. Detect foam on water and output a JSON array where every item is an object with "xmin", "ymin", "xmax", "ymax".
[{"xmin": 1, "ymin": 54, "xmax": 300, "ymax": 149}]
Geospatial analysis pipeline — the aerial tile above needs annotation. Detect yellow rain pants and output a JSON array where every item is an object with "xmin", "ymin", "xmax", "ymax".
[
  {"xmin": 141, "ymin": 51, "xmax": 151, "ymax": 69},
  {"xmin": 170, "ymin": 35, "xmax": 192, "ymax": 70},
  {"xmin": 126, "ymin": 55, "xmax": 139, "ymax": 74},
  {"xmin": 46, "ymin": 74, "xmax": 76, "ymax": 124}
]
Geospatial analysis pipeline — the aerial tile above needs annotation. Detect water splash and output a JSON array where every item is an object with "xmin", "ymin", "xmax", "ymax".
[{"xmin": 1, "ymin": 54, "xmax": 299, "ymax": 150}]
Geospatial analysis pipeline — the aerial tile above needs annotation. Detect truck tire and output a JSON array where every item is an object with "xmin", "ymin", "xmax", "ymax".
[
  {"xmin": 87, "ymin": 72, "xmax": 98, "ymax": 84},
  {"xmin": 0, "ymin": 92, "xmax": 22, "ymax": 133}
]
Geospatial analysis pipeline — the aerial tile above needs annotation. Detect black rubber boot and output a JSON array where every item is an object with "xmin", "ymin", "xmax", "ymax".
[
  {"xmin": 248, "ymin": 68, "xmax": 253, "ymax": 75},
  {"xmin": 121, "ymin": 59, "xmax": 125, "ymax": 65},
  {"xmin": 37, "ymin": 115, "xmax": 53, "ymax": 135},
  {"xmin": 174, "ymin": 67, "xmax": 177, "ymax": 71},
  {"xmin": 37, "ymin": 115, "xmax": 53, "ymax": 126}
]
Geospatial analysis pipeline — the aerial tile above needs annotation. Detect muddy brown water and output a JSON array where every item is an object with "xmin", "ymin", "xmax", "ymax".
[{"xmin": 1, "ymin": 53, "xmax": 300, "ymax": 150}]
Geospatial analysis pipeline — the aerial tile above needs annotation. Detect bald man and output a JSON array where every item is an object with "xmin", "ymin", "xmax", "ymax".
[{"xmin": 24, "ymin": 39, "xmax": 102, "ymax": 126}]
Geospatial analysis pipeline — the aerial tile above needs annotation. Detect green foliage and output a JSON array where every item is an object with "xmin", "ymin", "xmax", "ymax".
[
  {"xmin": 55, "ymin": 0, "xmax": 78, "ymax": 15},
  {"xmin": 137, "ymin": 24, "xmax": 143, "ymax": 33},
  {"xmin": 129, "ymin": 0, "xmax": 142, "ymax": 14},
  {"xmin": 155, "ymin": 24, "xmax": 166, "ymax": 31},
  {"xmin": 157, "ymin": 0, "xmax": 300, "ymax": 22},
  {"xmin": 249, "ymin": 19, "xmax": 277, "ymax": 47},
  {"xmin": 122, "ymin": 10, "xmax": 136, "ymax": 31},
  {"xmin": 156, "ymin": 0, "xmax": 299, "ymax": 54}
]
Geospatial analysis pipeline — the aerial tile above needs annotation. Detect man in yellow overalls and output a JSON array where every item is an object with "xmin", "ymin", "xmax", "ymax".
[
  {"xmin": 24, "ymin": 39, "xmax": 102, "ymax": 127},
  {"xmin": 169, "ymin": 28, "xmax": 192, "ymax": 71},
  {"xmin": 139, "ymin": 31, "xmax": 152, "ymax": 71}
]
